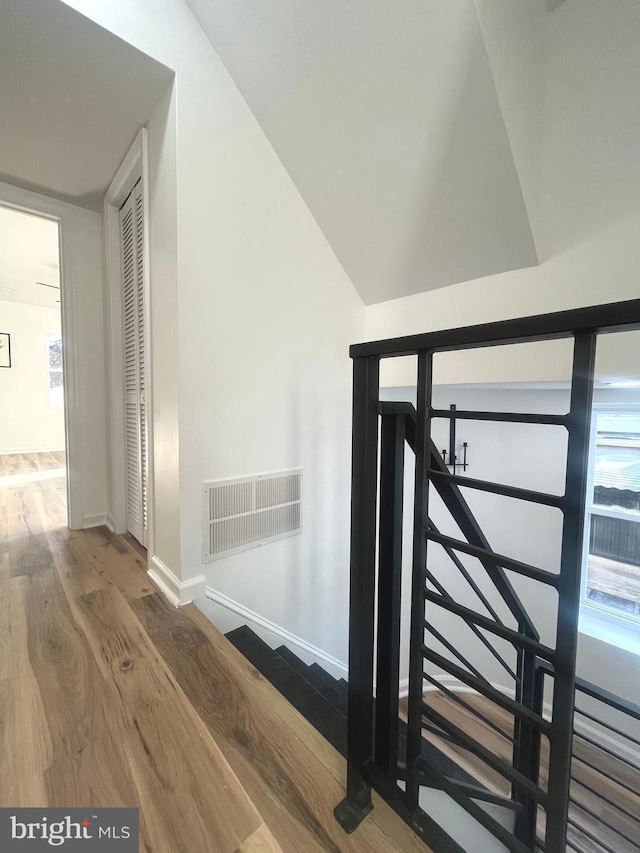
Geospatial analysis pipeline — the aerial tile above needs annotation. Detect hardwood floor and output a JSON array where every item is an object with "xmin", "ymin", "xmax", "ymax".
[
  {"xmin": 416, "ymin": 691, "xmax": 640, "ymax": 853},
  {"xmin": 0, "ymin": 451, "xmax": 66, "ymax": 476},
  {"xmin": 0, "ymin": 473, "xmax": 429, "ymax": 852}
]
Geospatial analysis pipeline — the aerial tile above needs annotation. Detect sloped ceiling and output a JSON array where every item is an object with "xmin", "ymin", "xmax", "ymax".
[
  {"xmin": 0, "ymin": 0, "xmax": 173, "ymax": 210},
  {"xmin": 187, "ymin": 0, "xmax": 538, "ymax": 304}
]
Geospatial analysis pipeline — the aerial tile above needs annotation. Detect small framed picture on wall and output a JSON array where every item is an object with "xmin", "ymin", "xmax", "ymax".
[{"xmin": 0, "ymin": 332, "xmax": 11, "ymax": 368}]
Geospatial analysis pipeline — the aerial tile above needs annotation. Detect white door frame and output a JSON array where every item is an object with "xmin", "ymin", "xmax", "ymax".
[
  {"xmin": 0, "ymin": 180, "xmax": 82, "ymax": 529},
  {"xmin": 103, "ymin": 128, "xmax": 154, "ymax": 553}
]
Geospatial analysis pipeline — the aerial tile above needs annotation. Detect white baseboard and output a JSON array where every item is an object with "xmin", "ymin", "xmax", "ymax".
[
  {"xmin": 82, "ymin": 513, "xmax": 108, "ymax": 529},
  {"xmin": 204, "ymin": 586, "xmax": 348, "ymax": 681},
  {"xmin": 148, "ymin": 555, "xmax": 206, "ymax": 607},
  {"xmin": 105, "ymin": 512, "xmax": 126, "ymax": 535},
  {"xmin": 0, "ymin": 446, "xmax": 66, "ymax": 455}
]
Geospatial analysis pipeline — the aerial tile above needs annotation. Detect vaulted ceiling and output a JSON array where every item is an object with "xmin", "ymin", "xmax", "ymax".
[{"xmin": 186, "ymin": 0, "xmax": 541, "ymax": 304}]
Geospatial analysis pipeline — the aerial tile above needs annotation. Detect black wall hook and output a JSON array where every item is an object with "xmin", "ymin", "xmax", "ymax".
[{"xmin": 441, "ymin": 404, "xmax": 469, "ymax": 471}]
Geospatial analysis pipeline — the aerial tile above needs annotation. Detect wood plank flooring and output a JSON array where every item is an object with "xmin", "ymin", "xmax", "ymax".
[
  {"xmin": 0, "ymin": 463, "xmax": 428, "ymax": 852},
  {"xmin": 416, "ymin": 692, "xmax": 640, "ymax": 853},
  {"xmin": 0, "ymin": 451, "xmax": 66, "ymax": 476}
]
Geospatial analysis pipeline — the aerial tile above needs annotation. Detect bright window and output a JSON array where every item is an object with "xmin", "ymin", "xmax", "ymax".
[
  {"xmin": 46, "ymin": 332, "xmax": 63, "ymax": 408},
  {"xmin": 581, "ymin": 410, "xmax": 640, "ymax": 631}
]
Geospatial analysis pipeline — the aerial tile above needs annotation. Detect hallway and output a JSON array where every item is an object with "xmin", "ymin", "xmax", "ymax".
[{"xmin": 0, "ymin": 470, "xmax": 423, "ymax": 852}]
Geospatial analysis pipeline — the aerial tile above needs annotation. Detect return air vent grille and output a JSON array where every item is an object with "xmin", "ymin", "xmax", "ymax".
[{"xmin": 203, "ymin": 469, "xmax": 303, "ymax": 561}]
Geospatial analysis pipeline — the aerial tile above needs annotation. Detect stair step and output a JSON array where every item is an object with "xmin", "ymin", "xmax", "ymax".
[
  {"xmin": 225, "ymin": 627, "xmax": 482, "ymax": 791},
  {"xmin": 308, "ymin": 662, "xmax": 349, "ymax": 701},
  {"xmin": 225, "ymin": 627, "xmax": 347, "ymax": 756},
  {"xmin": 275, "ymin": 649, "xmax": 347, "ymax": 715}
]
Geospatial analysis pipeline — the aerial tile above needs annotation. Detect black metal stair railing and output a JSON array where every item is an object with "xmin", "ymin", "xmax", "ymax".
[
  {"xmin": 334, "ymin": 299, "xmax": 640, "ymax": 853},
  {"xmin": 536, "ymin": 659, "xmax": 640, "ymax": 853}
]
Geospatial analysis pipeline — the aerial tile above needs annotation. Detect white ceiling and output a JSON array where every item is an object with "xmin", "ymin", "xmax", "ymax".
[
  {"xmin": 186, "ymin": 0, "xmax": 538, "ymax": 304},
  {"xmin": 0, "ymin": 0, "xmax": 174, "ymax": 211},
  {"xmin": 0, "ymin": 206, "xmax": 60, "ymax": 310}
]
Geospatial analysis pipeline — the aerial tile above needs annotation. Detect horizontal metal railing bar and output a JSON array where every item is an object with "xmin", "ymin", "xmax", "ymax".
[
  {"xmin": 424, "ymin": 621, "xmax": 490, "ymax": 685},
  {"xmin": 567, "ymin": 816, "xmax": 619, "ymax": 853},
  {"xmin": 430, "ymin": 408, "xmax": 568, "ymax": 427},
  {"xmin": 423, "ymin": 672, "xmax": 515, "ymax": 743},
  {"xmin": 424, "ymin": 563, "xmax": 519, "ymax": 679},
  {"xmin": 419, "ymin": 702, "xmax": 548, "ymax": 805},
  {"xmin": 420, "ymin": 721, "xmax": 456, "ymax": 744},
  {"xmin": 394, "ymin": 761, "xmax": 522, "ymax": 808},
  {"xmin": 573, "ymin": 730, "xmax": 640, "ymax": 775},
  {"xmin": 574, "ymin": 677, "xmax": 640, "ymax": 722},
  {"xmin": 430, "ymin": 779, "xmax": 524, "ymax": 812},
  {"xmin": 378, "ymin": 401, "xmax": 417, "ymax": 417},
  {"xmin": 425, "ymin": 521, "xmax": 506, "ymax": 626},
  {"xmin": 350, "ymin": 298, "xmax": 640, "ymax": 359},
  {"xmin": 417, "ymin": 759, "xmax": 533, "ymax": 853},
  {"xmin": 380, "ymin": 402, "xmax": 540, "ymax": 639},
  {"xmin": 570, "ymin": 779, "xmax": 640, "ymax": 844},
  {"xmin": 426, "ymin": 529, "xmax": 560, "ymax": 587},
  {"xmin": 424, "ymin": 591, "xmax": 556, "ymax": 663},
  {"xmin": 574, "ymin": 707, "xmax": 640, "ymax": 749},
  {"xmin": 423, "ymin": 648, "xmax": 552, "ymax": 734},
  {"xmin": 572, "ymin": 752, "xmax": 640, "ymax": 799},
  {"xmin": 569, "ymin": 795, "xmax": 640, "ymax": 849},
  {"xmin": 427, "ymin": 469, "xmax": 565, "ymax": 509}
]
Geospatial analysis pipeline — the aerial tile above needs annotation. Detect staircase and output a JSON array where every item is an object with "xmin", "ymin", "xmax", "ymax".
[
  {"xmin": 335, "ymin": 300, "xmax": 640, "ymax": 853},
  {"xmin": 225, "ymin": 627, "xmax": 489, "ymax": 786}
]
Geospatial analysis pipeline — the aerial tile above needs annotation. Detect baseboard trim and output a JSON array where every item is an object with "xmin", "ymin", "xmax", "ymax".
[
  {"xmin": 0, "ymin": 446, "xmax": 66, "ymax": 455},
  {"xmin": 82, "ymin": 513, "xmax": 108, "ymax": 529},
  {"xmin": 148, "ymin": 556, "xmax": 206, "ymax": 607},
  {"xmin": 205, "ymin": 586, "xmax": 348, "ymax": 679},
  {"xmin": 106, "ymin": 513, "xmax": 115, "ymax": 533}
]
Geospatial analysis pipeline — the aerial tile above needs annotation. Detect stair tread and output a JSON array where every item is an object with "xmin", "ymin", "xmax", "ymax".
[
  {"xmin": 226, "ymin": 626, "xmax": 483, "ymax": 791},
  {"xmin": 225, "ymin": 627, "xmax": 347, "ymax": 756},
  {"xmin": 277, "ymin": 647, "xmax": 347, "ymax": 715},
  {"xmin": 309, "ymin": 662, "xmax": 349, "ymax": 699}
]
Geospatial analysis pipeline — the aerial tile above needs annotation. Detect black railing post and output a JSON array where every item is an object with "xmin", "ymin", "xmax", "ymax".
[
  {"xmin": 406, "ymin": 350, "xmax": 433, "ymax": 808},
  {"xmin": 375, "ymin": 413, "xmax": 405, "ymax": 776},
  {"xmin": 334, "ymin": 354, "xmax": 380, "ymax": 833},
  {"xmin": 546, "ymin": 331, "xmax": 597, "ymax": 853},
  {"xmin": 512, "ymin": 633, "xmax": 542, "ymax": 848}
]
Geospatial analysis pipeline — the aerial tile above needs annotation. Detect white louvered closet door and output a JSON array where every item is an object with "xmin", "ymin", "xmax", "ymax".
[{"xmin": 120, "ymin": 179, "xmax": 148, "ymax": 546}]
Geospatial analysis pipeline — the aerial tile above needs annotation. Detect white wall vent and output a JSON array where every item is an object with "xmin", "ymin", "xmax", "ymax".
[{"xmin": 203, "ymin": 469, "xmax": 303, "ymax": 561}]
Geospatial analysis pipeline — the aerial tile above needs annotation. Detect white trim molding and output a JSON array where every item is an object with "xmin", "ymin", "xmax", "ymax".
[
  {"xmin": 103, "ymin": 127, "xmax": 153, "ymax": 552},
  {"xmin": 205, "ymin": 586, "xmax": 348, "ymax": 680},
  {"xmin": 82, "ymin": 513, "xmax": 109, "ymax": 529},
  {"xmin": 149, "ymin": 556, "xmax": 206, "ymax": 607},
  {"xmin": 0, "ymin": 446, "xmax": 66, "ymax": 455}
]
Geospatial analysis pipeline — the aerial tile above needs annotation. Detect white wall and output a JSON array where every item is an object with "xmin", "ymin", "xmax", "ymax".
[
  {"xmin": 0, "ymin": 301, "xmax": 65, "ymax": 453},
  {"xmin": 63, "ymin": 0, "xmax": 364, "ymax": 663}
]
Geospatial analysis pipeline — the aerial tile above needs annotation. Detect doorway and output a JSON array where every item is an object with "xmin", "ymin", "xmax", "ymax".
[{"xmin": 0, "ymin": 205, "xmax": 67, "ymax": 526}]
